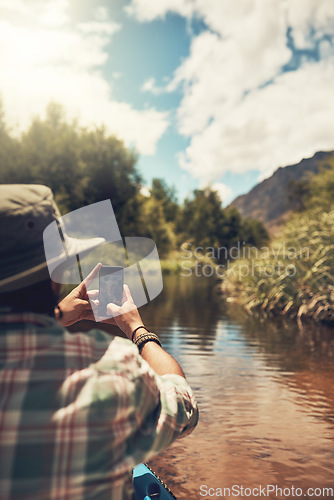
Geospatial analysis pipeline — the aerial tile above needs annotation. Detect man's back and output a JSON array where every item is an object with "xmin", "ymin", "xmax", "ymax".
[{"xmin": 0, "ymin": 313, "xmax": 198, "ymax": 500}]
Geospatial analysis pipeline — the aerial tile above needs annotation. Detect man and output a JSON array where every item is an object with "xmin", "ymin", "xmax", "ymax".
[{"xmin": 0, "ymin": 184, "xmax": 198, "ymax": 500}]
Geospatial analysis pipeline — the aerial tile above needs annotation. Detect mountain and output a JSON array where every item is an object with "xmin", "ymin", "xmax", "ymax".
[{"xmin": 230, "ymin": 151, "xmax": 334, "ymax": 234}]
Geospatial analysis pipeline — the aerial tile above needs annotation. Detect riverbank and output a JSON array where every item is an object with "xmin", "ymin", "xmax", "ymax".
[
  {"xmin": 220, "ymin": 207, "xmax": 334, "ymax": 324},
  {"xmin": 160, "ymin": 249, "xmax": 216, "ymax": 275}
]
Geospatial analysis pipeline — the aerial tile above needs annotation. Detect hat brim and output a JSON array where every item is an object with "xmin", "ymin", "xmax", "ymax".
[{"xmin": 0, "ymin": 235, "xmax": 105, "ymax": 293}]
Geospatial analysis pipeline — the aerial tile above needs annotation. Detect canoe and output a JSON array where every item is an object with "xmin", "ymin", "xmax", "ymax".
[{"xmin": 133, "ymin": 463, "xmax": 177, "ymax": 499}]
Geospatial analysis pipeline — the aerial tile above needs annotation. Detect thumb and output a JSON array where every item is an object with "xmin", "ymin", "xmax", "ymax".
[
  {"xmin": 106, "ymin": 302, "xmax": 122, "ymax": 317},
  {"xmin": 77, "ymin": 298, "xmax": 92, "ymax": 311}
]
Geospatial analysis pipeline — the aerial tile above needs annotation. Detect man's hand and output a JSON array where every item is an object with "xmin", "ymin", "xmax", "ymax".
[
  {"xmin": 56, "ymin": 263, "xmax": 115, "ymax": 327},
  {"xmin": 106, "ymin": 285, "xmax": 144, "ymax": 339}
]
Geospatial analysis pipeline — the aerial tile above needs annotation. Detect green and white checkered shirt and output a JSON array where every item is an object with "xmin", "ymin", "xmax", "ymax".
[{"xmin": 0, "ymin": 313, "xmax": 198, "ymax": 500}]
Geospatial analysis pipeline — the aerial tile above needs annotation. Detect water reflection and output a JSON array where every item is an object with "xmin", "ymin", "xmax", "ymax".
[{"xmin": 139, "ymin": 275, "xmax": 334, "ymax": 499}]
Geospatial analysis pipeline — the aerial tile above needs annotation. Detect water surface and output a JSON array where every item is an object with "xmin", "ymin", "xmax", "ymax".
[{"xmin": 139, "ymin": 275, "xmax": 334, "ymax": 499}]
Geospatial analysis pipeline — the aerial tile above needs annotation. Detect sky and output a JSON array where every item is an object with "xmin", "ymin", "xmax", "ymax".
[{"xmin": 1, "ymin": 0, "xmax": 334, "ymax": 204}]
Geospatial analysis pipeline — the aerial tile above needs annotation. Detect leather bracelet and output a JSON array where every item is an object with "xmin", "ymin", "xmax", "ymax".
[
  {"xmin": 134, "ymin": 332, "xmax": 162, "ymax": 352},
  {"xmin": 131, "ymin": 325, "xmax": 150, "ymax": 342}
]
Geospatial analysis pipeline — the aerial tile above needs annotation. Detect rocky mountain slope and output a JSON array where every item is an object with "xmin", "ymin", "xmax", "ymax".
[{"xmin": 230, "ymin": 150, "xmax": 334, "ymax": 234}]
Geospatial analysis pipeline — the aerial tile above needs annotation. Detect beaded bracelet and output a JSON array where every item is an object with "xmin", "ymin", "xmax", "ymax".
[
  {"xmin": 134, "ymin": 332, "xmax": 162, "ymax": 352},
  {"xmin": 131, "ymin": 325, "xmax": 150, "ymax": 342}
]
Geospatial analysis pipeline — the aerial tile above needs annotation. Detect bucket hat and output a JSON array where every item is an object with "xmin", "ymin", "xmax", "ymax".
[{"xmin": 0, "ymin": 184, "xmax": 105, "ymax": 293}]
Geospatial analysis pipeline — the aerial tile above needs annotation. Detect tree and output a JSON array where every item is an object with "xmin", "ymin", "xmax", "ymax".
[
  {"xmin": 239, "ymin": 217, "xmax": 269, "ymax": 246},
  {"xmin": 178, "ymin": 187, "xmax": 268, "ymax": 260},
  {"xmin": 16, "ymin": 102, "xmax": 86, "ymax": 211},
  {"xmin": 79, "ymin": 126, "xmax": 141, "ymax": 234},
  {"xmin": 141, "ymin": 197, "xmax": 176, "ymax": 258},
  {"xmin": 0, "ymin": 98, "xmax": 21, "ymax": 183},
  {"xmin": 0, "ymin": 101, "xmax": 269, "ymax": 258},
  {"xmin": 0, "ymin": 102, "xmax": 143, "ymax": 234},
  {"xmin": 178, "ymin": 188, "xmax": 226, "ymax": 249},
  {"xmin": 150, "ymin": 178, "xmax": 178, "ymax": 222}
]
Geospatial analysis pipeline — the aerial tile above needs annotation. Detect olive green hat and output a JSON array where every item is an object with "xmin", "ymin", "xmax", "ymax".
[{"xmin": 0, "ymin": 184, "xmax": 104, "ymax": 293}]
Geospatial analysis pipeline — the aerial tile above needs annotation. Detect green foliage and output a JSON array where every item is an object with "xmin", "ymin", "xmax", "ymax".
[
  {"xmin": 287, "ymin": 178, "xmax": 309, "ymax": 212},
  {"xmin": 305, "ymin": 159, "xmax": 334, "ymax": 212},
  {"xmin": 150, "ymin": 178, "xmax": 178, "ymax": 222},
  {"xmin": 223, "ymin": 163, "xmax": 334, "ymax": 323},
  {"xmin": 0, "ymin": 98, "xmax": 21, "ymax": 182},
  {"xmin": 178, "ymin": 188, "xmax": 225, "ymax": 248},
  {"xmin": 287, "ymin": 157, "xmax": 334, "ymax": 213},
  {"xmin": 0, "ymin": 102, "xmax": 142, "ymax": 235},
  {"xmin": 141, "ymin": 196, "xmax": 176, "ymax": 258},
  {"xmin": 239, "ymin": 217, "xmax": 270, "ymax": 247},
  {"xmin": 78, "ymin": 127, "xmax": 140, "ymax": 235},
  {"xmin": 0, "ymin": 102, "xmax": 268, "ymax": 265},
  {"xmin": 19, "ymin": 102, "xmax": 86, "ymax": 210},
  {"xmin": 135, "ymin": 178, "xmax": 179, "ymax": 257},
  {"xmin": 178, "ymin": 188, "xmax": 268, "ymax": 257}
]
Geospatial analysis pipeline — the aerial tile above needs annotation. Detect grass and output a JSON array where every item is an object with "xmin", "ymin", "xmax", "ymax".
[
  {"xmin": 160, "ymin": 248, "xmax": 216, "ymax": 275},
  {"xmin": 222, "ymin": 207, "xmax": 334, "ymax": 323}
]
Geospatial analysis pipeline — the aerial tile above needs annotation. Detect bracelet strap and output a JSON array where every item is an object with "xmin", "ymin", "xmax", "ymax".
[
  {"xmin": 134, "ymin": 332, "xmax": 162, "ymax": 352},
  {"xmin": 131, "ymin": 325, "xmax": 150, "ymax": 342}
]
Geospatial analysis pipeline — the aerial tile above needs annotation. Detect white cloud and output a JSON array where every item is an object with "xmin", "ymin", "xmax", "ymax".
[
  {"xmin": 0, "ymin": 0, "xmax": 29, "ymax": 16},
  {"xmin": 95, "ymin": 6, "xmax": 110, "ymax": 22},
  {"xmin": 141, "ymin": 77, "xmax": 159, "ymax": 94},
  {"xmin": 210, "ymin": 182, "xmax": 233, "ymax": 205},
  {"xmin": 77, "ymin": 21, "xmax": 120, "ymax": 35},
  {"xmin": 125, "ymin": 0, "xmax": 194, "ymax": 22},
  {"xmin": 179, "ymin": 58, "xmax": 334, "ymax": 181},
  {"xmin": 287, "ymin": 0, "xmax": 334, "ymax": 49},
  {"xmin": 0, "ymin": 0, "xmax": 169, "ymax": 156},
  {"xmin": 141, "ymin": 77, "xmax": 167, "ymax": 95},
  {"xmin": 128, "ymin": 0, "xmax": 334, "ymax": 183},
  {"xmin": 38, "ymin": 0, "xmax": 70, "ymax": 28}
]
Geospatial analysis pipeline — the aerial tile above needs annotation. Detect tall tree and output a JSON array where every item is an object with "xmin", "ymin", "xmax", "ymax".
[
  {"xmin": 178, "ymin": 187, "xmax": 268, "ymax": 259},
  {"xmin": 150, "ymin": 178, "xmax": 178, "ymax": 222},
  {"xmin": 178, "ymin": 188, "xmax": 226, "ymax": 249},
  {"xmin": 141, "ymin": 196, "xmax": 176, "ymax": 258},
  {"xmin": 18, "ymin": 102, "xmax": 86, "ymax": 210},
  {"xmin": 0, "ymin": 98, "xmax": 21, "ymax": 183}
]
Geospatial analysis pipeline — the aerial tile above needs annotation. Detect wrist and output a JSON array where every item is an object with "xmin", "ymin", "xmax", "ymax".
[
  {"xmin": 134, "ymin": 331, "xmax": 162, "ymax": 352},
  {"xmin": 122, "ymin": 323, "xmax": 146, "ymax": 340},
  {"xmin": 131, "ymin": 325, "xmax": 150, "ymax": 342}
]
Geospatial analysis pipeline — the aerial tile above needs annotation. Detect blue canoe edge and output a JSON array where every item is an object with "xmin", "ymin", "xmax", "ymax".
[{"xmin": 133, "ymin": 463, "xmax": 177, "ymax": 500}]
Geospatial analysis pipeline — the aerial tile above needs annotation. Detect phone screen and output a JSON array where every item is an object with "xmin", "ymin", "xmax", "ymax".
[{"xmin": 98, "ymin": 265, "xmax": 124, "ymax": 316}]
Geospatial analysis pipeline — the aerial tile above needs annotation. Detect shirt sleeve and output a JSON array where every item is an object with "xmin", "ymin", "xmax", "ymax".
[
  {"xmin": 127, "ymin": 371, "xmax": 199, "ymax": 466},
  {"xmin": 88, "ymin": 333, "xmax": 199, "ymax": 467}
]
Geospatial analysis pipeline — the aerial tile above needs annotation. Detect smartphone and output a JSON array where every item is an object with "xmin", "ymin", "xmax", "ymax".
[{"xmin": 98, "ymin": 265, "xmax": 124, "ymax": 316}]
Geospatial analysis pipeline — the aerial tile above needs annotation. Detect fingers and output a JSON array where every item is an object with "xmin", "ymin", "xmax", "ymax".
[
  {"xmin": 106, "ymin": 303, "xmax": 120, "ymax": 318},
  {"xmin": 83, "ymin": 263, "xmax": 102, "ymax": 288},
  {"xmin": 87, "ymin": 289, "xmax": 99, "ymax": 300},
  {"xmin": 123, "ymin": 284, "xmax": 134, "ymax": 304}
]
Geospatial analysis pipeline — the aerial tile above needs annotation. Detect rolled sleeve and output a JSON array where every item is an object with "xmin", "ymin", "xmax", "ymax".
[{"xmin": 124, "ymin": 355, "xmax": 199, "ymax": 466}]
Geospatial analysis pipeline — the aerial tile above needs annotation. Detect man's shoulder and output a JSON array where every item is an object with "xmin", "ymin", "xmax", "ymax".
[
  {"xmin": 76, "ymin": 327, "xmax": 134, "ymax": 353},
  {"xmin": 75, "ymin": 328, "xmax": 144, "ymax": 375}
]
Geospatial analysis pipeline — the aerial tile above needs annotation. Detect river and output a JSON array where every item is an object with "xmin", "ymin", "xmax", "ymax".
[
  {"xmin": 71, "ymin": 273, "xmax": 334, "ymax": 499},
  {"xmin": 139, "ymin": 275, "xmax": 334, "ymax": 500}
]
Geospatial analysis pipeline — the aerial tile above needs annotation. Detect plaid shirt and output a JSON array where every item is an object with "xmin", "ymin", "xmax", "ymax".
[{"xmin": 0, "ymin": 313, "xmax": 198, "ymax": 500}]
